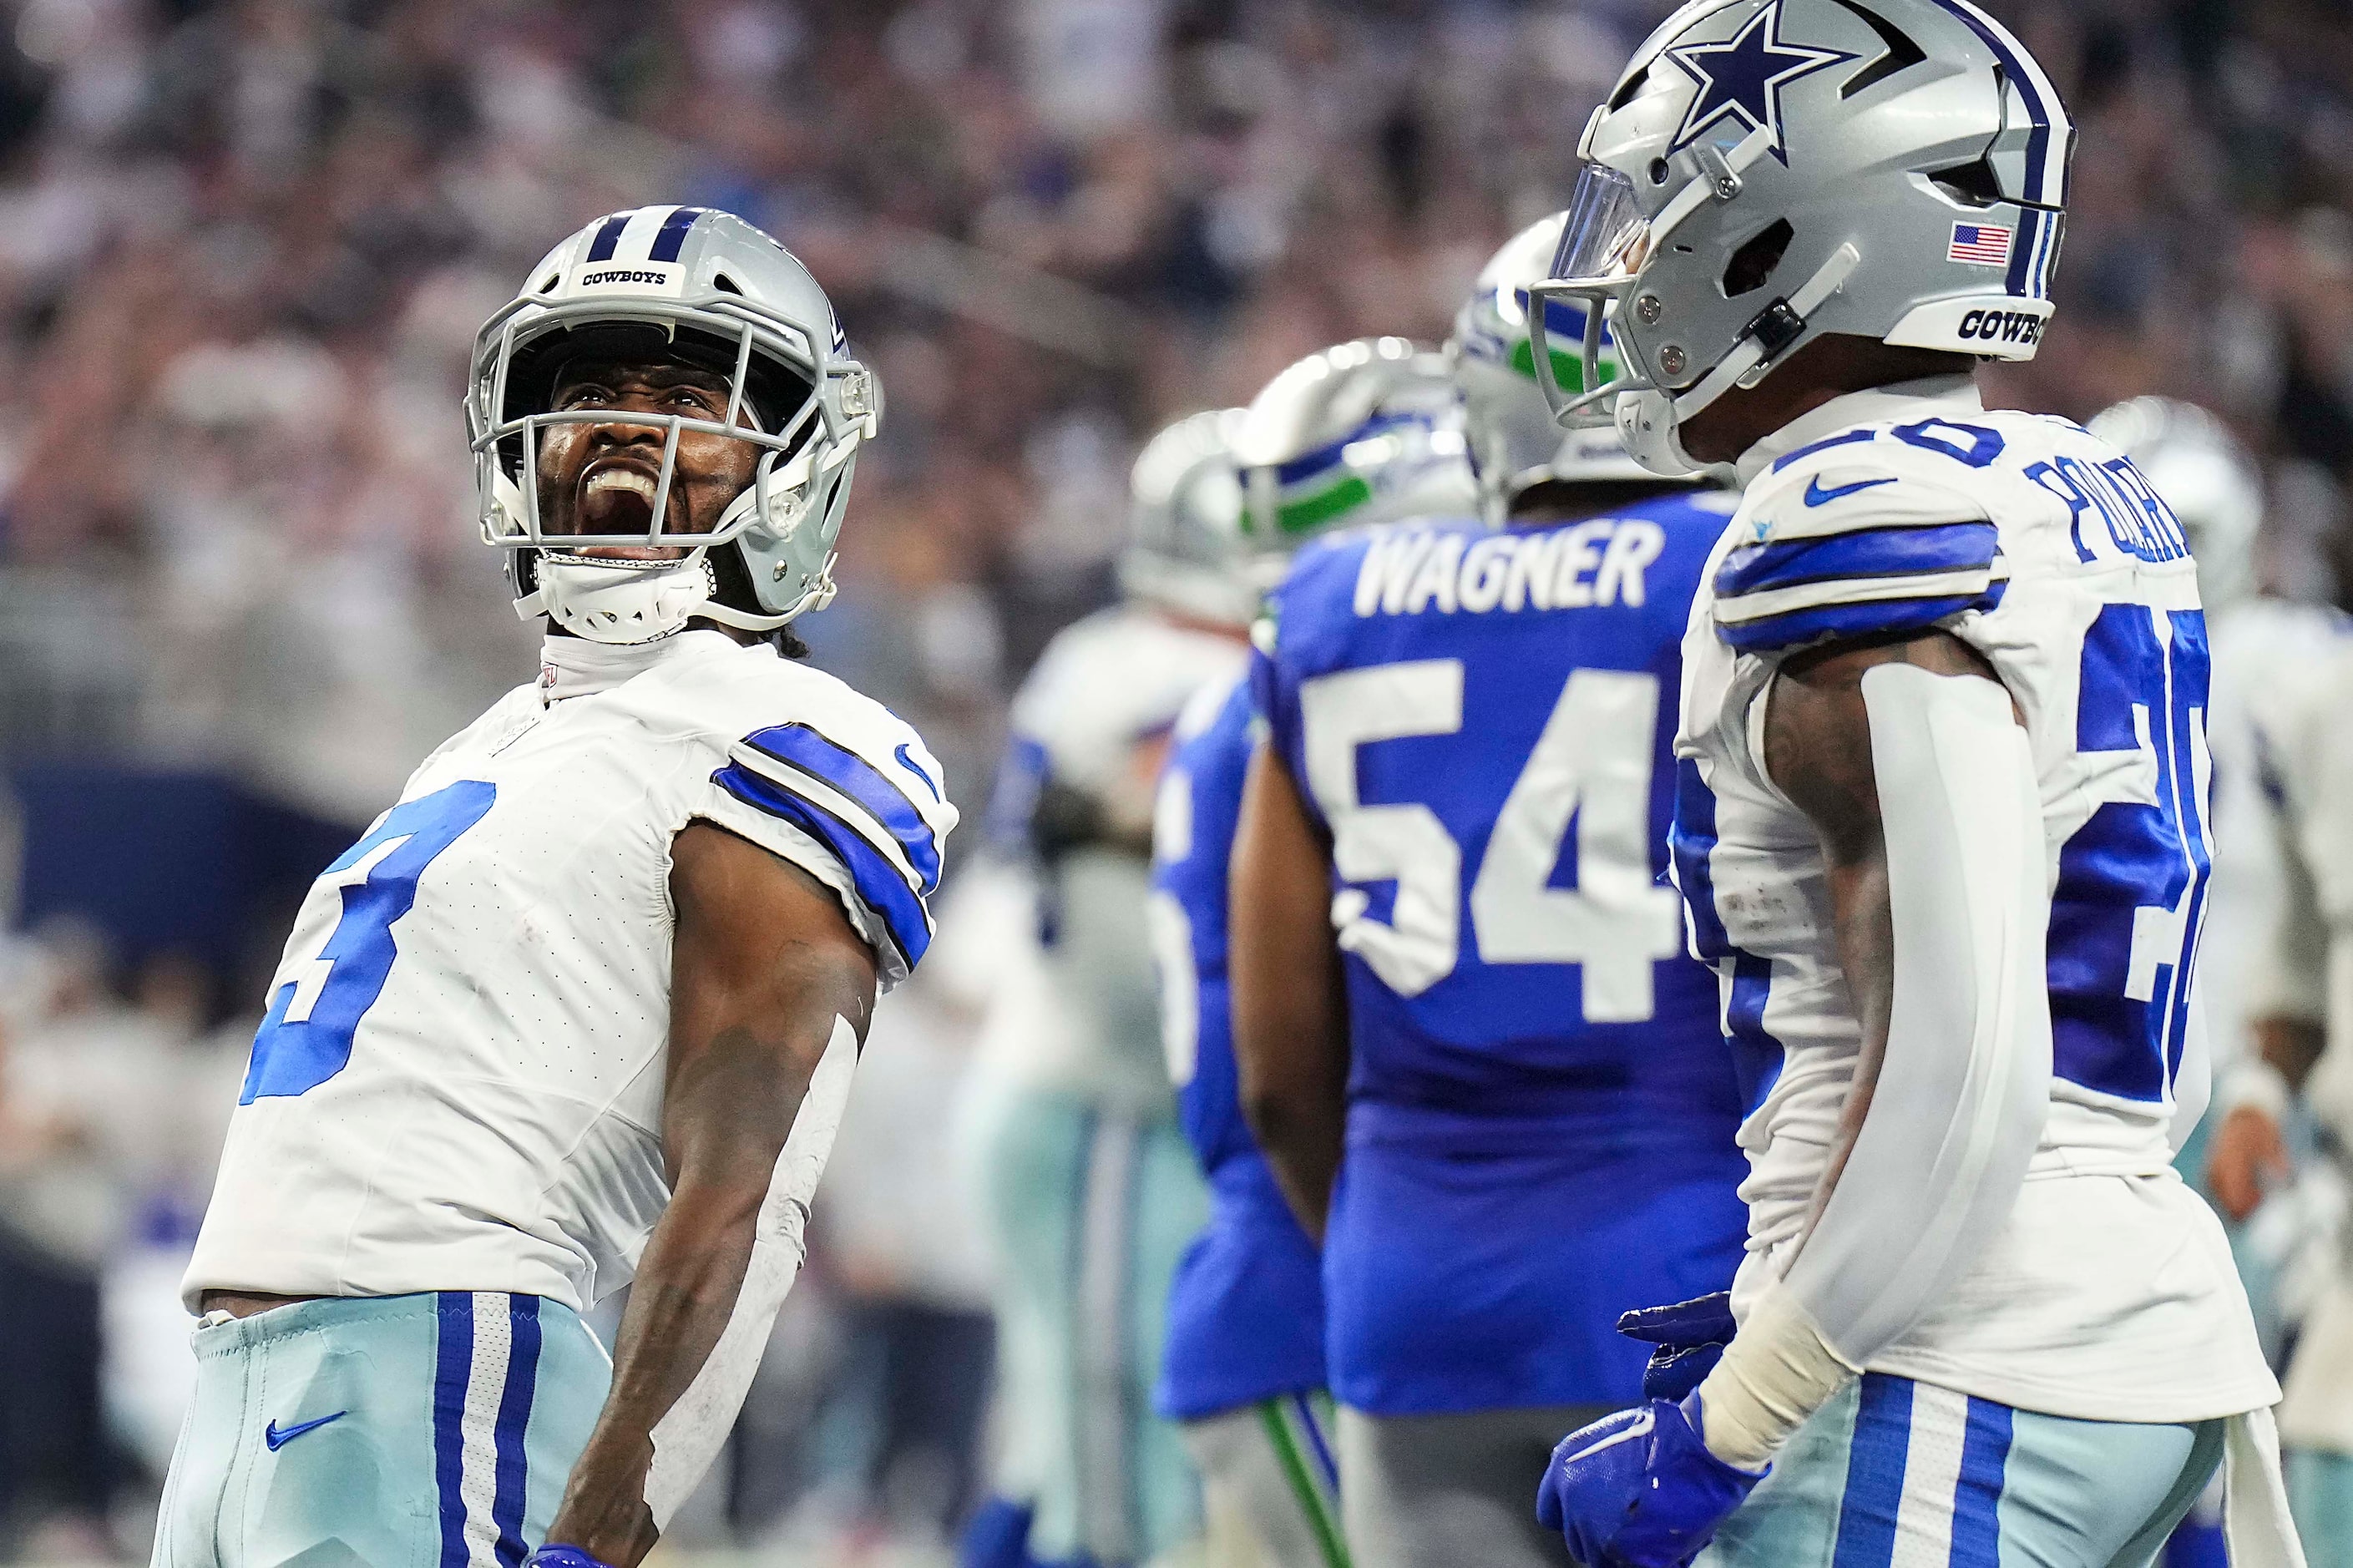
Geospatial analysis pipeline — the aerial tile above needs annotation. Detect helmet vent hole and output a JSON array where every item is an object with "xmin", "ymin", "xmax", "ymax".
[
  {"xmin": 539, "ymin": 275, "xmax": 559, "ymax": 292},
  {"xmin": 713, "ymin": 273, "xmax": 743, "ymax": 295},
  {"xmin": 1832, "ymin": 0, "xmax": 1927, "ymax": 99},
  {"xmin": 1930, "ymin": 154, "xmax": 2006, "ymax": 206},
  {"xmin": 1722, "ymin": 219, "xmax": 1794, "ymax": 298},
  {"xmin": 1607, "ymin": 65, "xmax": 1649, "ymax": 112},
  {"xmin": 1647, "ymin": 158, "xmax": 1671, "ymax": 185}
]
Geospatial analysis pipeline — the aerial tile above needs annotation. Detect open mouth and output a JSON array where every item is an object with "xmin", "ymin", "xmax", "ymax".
[{"xmin": 569, "ymin": 458, "xmax": 686, "ymax": 555}]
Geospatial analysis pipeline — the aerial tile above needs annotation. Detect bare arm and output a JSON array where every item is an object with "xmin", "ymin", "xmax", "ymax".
[
  {"xmin": 1228, "ymin": 738, "xmax": 1349, "ymax": 1243},
  {"xmin": 547, "ymin": 822, "xmax": 878, "ymax": 1565}
]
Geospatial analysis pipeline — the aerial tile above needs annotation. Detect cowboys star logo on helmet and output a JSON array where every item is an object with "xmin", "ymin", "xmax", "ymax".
[{"xmin": 1662, "ymin": 2, "xmax": 1855, "ymax": 162}]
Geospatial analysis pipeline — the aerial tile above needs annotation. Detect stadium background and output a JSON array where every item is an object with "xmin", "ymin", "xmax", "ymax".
[{"xmin": 0, "ymin": 0, "xmax": 2345, "ymax": 1560}]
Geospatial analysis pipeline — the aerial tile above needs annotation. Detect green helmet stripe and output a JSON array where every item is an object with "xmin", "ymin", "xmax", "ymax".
[
  {"xmin": 1508, "ymin": 339, "xmax": 1617, "ymax": 393},
  {"xmin": 1276, "ymin": 473, "xmax": 1374, "ymax": 534}
]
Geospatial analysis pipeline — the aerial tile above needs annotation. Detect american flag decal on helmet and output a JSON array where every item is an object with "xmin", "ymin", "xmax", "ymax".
[{"xmin": 1947, "ymin": 221, "xmax": 2013, "ymax": 266}]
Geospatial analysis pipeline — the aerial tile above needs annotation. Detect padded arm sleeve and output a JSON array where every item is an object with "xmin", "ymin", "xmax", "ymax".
[
  {"xmin": 1695, "ymin": 664, "xmax": 2051, "ymax": 1469},
  {"xmin": 1784, "ymin": 662, "xmax": 2052, "ymax": 1356},
  {"xmin": 642, "ymin": 1015, "xmax": 858, "ymax": 1525}
]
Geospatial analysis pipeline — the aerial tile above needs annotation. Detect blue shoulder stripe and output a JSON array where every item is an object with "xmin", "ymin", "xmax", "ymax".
[
  {"xmin": 743, "ymin": 722, "xmax": 942, "ymax": 893},
  {"xmin": 1715, "ymin": 522, "xmax": 1997, "ymax": 599},
  {"xmin": 1718, "ymin": 581, "xmax": 2006, "ymax": 654},
  {"xmin": 716, "ymin": 763, "xmax": 931, "ymax": 969}
]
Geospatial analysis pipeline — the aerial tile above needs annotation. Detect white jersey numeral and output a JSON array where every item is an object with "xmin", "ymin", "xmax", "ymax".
[
  {"xmin": 1298, "ymin": 660, "xmax": 1673, "ymax": 1016},
  {"xmin": 1470, "ymin": 669, "xmax": 1683, "ymax": 1020}
]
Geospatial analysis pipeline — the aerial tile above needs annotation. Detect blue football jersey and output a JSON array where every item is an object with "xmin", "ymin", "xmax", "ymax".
[
  {"xmin": 1150, "ymin": 671, "xmax": 1326, "ymax": 1419},
  {"xmin": 1252, "ymin": 496, "xmax": 1750, "ymax": 1414}
]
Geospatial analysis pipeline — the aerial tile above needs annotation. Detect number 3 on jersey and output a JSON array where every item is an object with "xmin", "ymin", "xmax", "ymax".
[
  {"xmin": 240, "ymin": 780, "xmax": 498, "ymax": 1103},
  {"xmin": 1298, "ymin": 660, "xmax": 1681, "ymax": 1019}
]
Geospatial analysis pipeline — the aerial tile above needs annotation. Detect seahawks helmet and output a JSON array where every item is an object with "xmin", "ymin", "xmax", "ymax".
[
  {"xmin": 2089, "ymin": 397, "xmax": 2263, "ymax": 614},
  {"xmin": 1531, "ymin": 0, "xmax": 2074, "ymax": 476},
  {"xmin": 1120, "ymin": 408, "xmax": 1262, "ymax": 628},
  {"xmin": 1232, "ymin": 338, "xmax": 1477, "ymax": 546},
  {"xmin": 1450, "ymin": 213, "xmax": 1667, "ymax": 524},
  {"xmin": 468, "ymin": 205, "xmax": 881, "ymax": 643}
]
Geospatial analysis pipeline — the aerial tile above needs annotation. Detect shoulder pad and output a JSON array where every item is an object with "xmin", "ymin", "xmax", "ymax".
[{"xmin": 1715, "ymin": 423, "xmax": 2005, "ymax": 655}]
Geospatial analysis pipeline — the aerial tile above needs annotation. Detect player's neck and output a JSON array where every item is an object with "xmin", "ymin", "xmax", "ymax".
[
  {"xmin": 1679, "ymin": 335, "xmax": 1980, "ymax": 473},
  {"xmin": 539, "ymin": 627, "xmax": 732, "ymax": 702}
]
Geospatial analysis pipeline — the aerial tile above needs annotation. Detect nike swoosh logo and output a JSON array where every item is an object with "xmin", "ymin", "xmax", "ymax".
[
  {"xmin": 264, "ymin": 1411, "xmax": 347, "ymax": 1450},
  {"xmin": 895, "ymin": 743, "xmax": 943, "ymax": 802},
  {"xmin": 1804, "ymin": 475, "xmax": 1898, "ymax": 507}
]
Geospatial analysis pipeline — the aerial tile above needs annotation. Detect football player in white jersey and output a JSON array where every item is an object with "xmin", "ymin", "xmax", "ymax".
[
  {"xmin": 956, "ymin": 411, "xmax": 1259, "ymax": 1568},
  {"xmin": 1519, "ymin": 3, "xmax": 2303, "ymax": 1564},
  {"xmin": 154, "ymin": 207, "xmax": 956, "ymax": 1568}
]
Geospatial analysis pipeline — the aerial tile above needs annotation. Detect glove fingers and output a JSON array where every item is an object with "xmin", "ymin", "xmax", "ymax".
[
  {"xmin": 1617, "ymin": 1290, "xmax": 1738, "ymax": 1348},
  {"xmin": 1641, "ymin": 1341, "xmax": 1726, "ymax": 1404}
]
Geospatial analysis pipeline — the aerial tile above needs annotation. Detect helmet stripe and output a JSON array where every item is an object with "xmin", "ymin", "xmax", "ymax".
[
  {"xmin": 1924, "ymin": 0, "xmax": 2074, "ymax": 216},
  {"xmin": 649, "ymin": 206, "xmax": 710, "ymax": 264},
  {"xmin": 583, "ymin": 212, "xmax": 632, "ymax": 264}
]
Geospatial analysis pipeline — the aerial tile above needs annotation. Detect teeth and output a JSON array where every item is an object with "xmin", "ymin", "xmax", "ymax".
[{"xmin": 586, "ymin": 469, "xmax": 657, "ymax": 499}]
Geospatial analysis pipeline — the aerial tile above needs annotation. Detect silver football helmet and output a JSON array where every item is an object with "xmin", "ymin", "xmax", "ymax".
[
  {"xmin": 2088, "ymin": 397, "xmax": 2263, "ymax": 614},
  {"xmin": 1450, "ymin": 213, "xmax": 1666, "ymax": 524},
  {"xmin": 1232, "ymin": 337, "xmax": 1478, "ymax": 546},
  {"xmin": 1120, "ymin": 408, "xmax": 1263, "ymax": 628},
  {"xmin": 1531, "ymin": 0, "xmax": 2074, "ymax": 476},
  {"xmin": 468, "ymin": 205, "xmax": 881, "ymax": 643}
]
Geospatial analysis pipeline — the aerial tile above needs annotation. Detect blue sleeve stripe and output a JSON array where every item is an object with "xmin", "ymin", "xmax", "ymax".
[
  {"xmin": 743, "ymin": 722, "xmax": 941, "ymax": 893},
  {"xmin": 1715, "ymin": 522, "xmax": 1998, "ymax": 599},
  {"xmin": 1718, "ymin": 582, "xmax": 2006, "ymax": 654},
  {"xmin": 716, "ymin": 763, "xmax": 930, "ymax": 969}
]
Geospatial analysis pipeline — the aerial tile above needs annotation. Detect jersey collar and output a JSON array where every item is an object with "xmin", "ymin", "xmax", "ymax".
[
  {"xmin": 1736, "ymin": 375, "xmax": 1984, "ymax": 487},
  {"xmin": 539, "ymin": 628, "xmax": 745, "ymax": 704}
]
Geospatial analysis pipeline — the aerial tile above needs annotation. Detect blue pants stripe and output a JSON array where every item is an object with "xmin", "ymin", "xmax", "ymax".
[
  {"xmin": 492, "ymin": 1295, "xmax": 542, "ymax": 1568},
  {"xmin": 1290, "ymin": 1393, "xmax": 1339, "ymax": 1493},
  {"xmin": 1832, "ymin": 1373, "xmax": 1913, "ymax": 1567},
  {"xmin": 433, "ymin": 1292, "xmax": 476, "ymax": 1568},
  {"xmin": 1950, "ymin": 1396, "xmax": 2013, "ymax": 1567}
]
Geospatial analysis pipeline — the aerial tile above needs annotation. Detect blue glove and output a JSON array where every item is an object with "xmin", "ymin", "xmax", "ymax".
[
  {"xmin": 1536, "ymin": 1393, "xmax": 1763, "ymax": 1568},
  {"xmin": 1617, "ymin": 1291, "xmax": 1738, "ymax": 1404},
  {"xmin": 526, "ymin": 1550, "xmax": 617, "ymax": 1568}
]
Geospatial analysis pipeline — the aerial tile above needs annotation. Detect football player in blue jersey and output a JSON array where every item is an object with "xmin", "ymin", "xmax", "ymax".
[
  {"xmin": 1227, "ymin": 216, "xmax": 1751, "ymax": 1568},
  {"xmin": 1151, "ymin": 338, "xmax": 1475, "ymax": 1568},
  {"xmin": 1525, "ymin": 3, "xmax": 2301, "ymax": 1564},
  {"xmin": 152, "ymin": 209, "xmax": 959, "ymax": 1568}
]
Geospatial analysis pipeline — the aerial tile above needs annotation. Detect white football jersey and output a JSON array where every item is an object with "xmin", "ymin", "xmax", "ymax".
[
  {"xmin": 1676, "ymin": 378, "xmax": 2276, "ymax": 1422},
  {"xmin": 185, "ymin": 630, "xmax": 957, "ymax": 1313},
  {"xmin": 975, "ymin": 605, "xmax": 1248, "ymax": 1108}
]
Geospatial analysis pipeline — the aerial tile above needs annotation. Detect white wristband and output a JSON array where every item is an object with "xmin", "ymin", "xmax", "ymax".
[
  {"xmin": 2218, "ymin": 1059, "xmax": 2293, "ymax": 1121},
  {"xmin": 1693, "ymin": 1285, "xmax": 1860, "ymax": 1472}
]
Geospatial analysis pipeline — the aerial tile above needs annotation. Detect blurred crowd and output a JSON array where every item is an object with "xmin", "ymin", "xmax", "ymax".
[{"xmin": 0, "ymin": 0, "xmax": 2350, "ymax": 1559}]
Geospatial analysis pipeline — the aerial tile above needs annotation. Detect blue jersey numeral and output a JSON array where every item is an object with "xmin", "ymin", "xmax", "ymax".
[
  {"xmin": 240, "ymin": 780, "xmax": 498, "ymax": 1103},
  {"xmin": 2049, "ymin": 605, "xmax": 2210, "ymax": 1102}
]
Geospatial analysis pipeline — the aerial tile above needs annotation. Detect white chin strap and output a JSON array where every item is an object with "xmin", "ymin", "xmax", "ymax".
[
  {"xmin": 516, "ymin": 551, "xmax": 719, "ymax": 645},
  {"xmin": 1613, "ymin": 242, "xmax": 1864, "ymax": 482}
]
